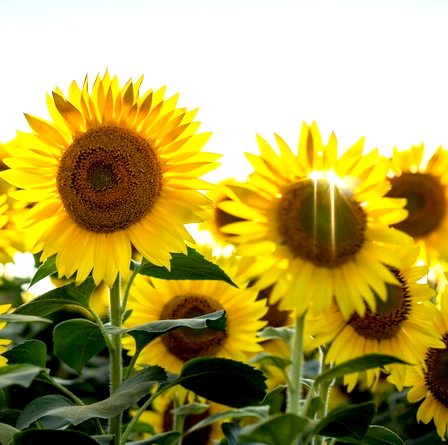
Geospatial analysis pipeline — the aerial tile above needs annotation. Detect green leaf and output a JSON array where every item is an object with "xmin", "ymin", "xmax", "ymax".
[
  {"xmin": 28, "ymin": 254, "xmax": 57, "ymax": 288},
  {"xmin": 0, "ymin": 422, "xmax": 19, "ymax": 445},
  {"xmin": 105, "ymin": 310, "xmax": 226, "ymax": 357},
  {"xmin": 54, "ymin": 319, "xmax": 107, "ymax": 373},
  {"xmin": 16, "ymin": 394, "xmax": 75, "ymax": 429},
  {"xmin": 135, "ymin": 246, "xmax": 237, "ymax": 286},
  {"xmin": 249, "ymin": 352, "xmax": 291, "ymax": 370},
  {"xmin": 172, "ymin": 402, "xmax": 210, "ymax": 416},
  {"xmin": 14, "ymin": 278, "xmax": 96, "ymax": 317},
  {"xmin": 341, "ymin": 425, "xmax": 405, "ymax": 445},
  {"xmin": 238, "ymin": 413, "xmax": 309, "ymax": 445},
  {"xmin": 0, "ymin": 364, "xmax": 44, "ymax": 389},
  {"xmin": 315, "ymin": 354, "xmax": 408, "ymax": 384},
  {"xmin": 185, "ymin": 405, "xmax": 270, "ymax": 436},
  {"xmin": 258, "ymin": 326, "xmax": 293, "ymax": 344},
  {"xmin": 313, "ymin": 402, "xmax": 376, "ymax": 440},
  {"xmin": 11, "ymin": 429, "xmax": 104, "ymax": 445},
  {"xmin": 306, "ymin": 396, "xmax": 325, "ymax": 418},
  {"xmin": 17, "ymin": 366, "xmax": 166, "ymax": 427},
  {"xmin": 0, "ymin": 313, "xmax": 51, "ymax": 323},
  {"xmin": 174, "ymin": 357, "xmax": 267, "ymax": 408},
  {"xmin": 3, "ymin": 340, "xmax": 47, "ymax": 367}
]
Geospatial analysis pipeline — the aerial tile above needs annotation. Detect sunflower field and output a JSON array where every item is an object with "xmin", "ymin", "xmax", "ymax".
[{"xmin": 0, "ymin": 71, "xmax": 447, "ymax": 445}]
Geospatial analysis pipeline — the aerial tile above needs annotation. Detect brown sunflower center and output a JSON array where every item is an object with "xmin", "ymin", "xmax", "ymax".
[
  {"xmin": 347, "ymin": 267, "xmax": 411, "ymax": 340},
  {"xmin": 424, "ymin": 333, "xmax": 448, "ymax": 407},
  {"xmin": 57, "ymin": 126, "xmax": 162, "ymax": 233},
  {"xmin": 160, "ymin": 294, "xmax": 227, "ymax": 362},
  {"xmin": 277, "ymin": 178, "xmax": 367, "ymax": 268},
  {"xmin": 386, "ymin": 172, "xmax": 446, "ymax": 238}
]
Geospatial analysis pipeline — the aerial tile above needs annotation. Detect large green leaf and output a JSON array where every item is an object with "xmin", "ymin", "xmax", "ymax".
[
  {"xmin": 54, "ymin": 319, "xmax": 107, "ymax": 373},
  {"xmin": 3, "ymin": 340, "xmax": 47, "ymax": 367},
  {"xmin": 134, "ymin": 246, "xmax": 237, "ymax": 286},
  {"xmin": 336, "ymin": 425, "xmax": 405, "ymax": 445},
  {"xmin": 0, "ymin": 422, "xmax": 18, "ymax": 445},
  {"xmin": 173, "ymin": 357, "xmax": 267, "ymax": 408},
  {"xmin": 11, "ymin": 429, "xmax": 104, "ymax": 445},
  {"xmin": 104, "ymin": 310, "xmax": 226, "ymax": 356},
  {"xmin": 238, "ymin": 413, "xmax": 309, "ymax": 445},
  {"xmin": 13, "ymin": 278, "xmax": 96, "ymax": 317},
  {"xmin": 0, "ymin": 313, "xmax": 51, "ymax": 323},
  {"xmin": 315, "ymin": 354, "xmax": 408, "ymax": 384},
  {"xmin": 17, "ymin": 366, "xmax": 167, "ymax": 427},
  {"xmin": 185, "ymin": 405, "xmax": 270, "ymax": 436},
  {"xmin": 313, "ymin": 402, "xmax": 376, "ymax": 440},
  {"xmin": 0, "ymin": 364, "xmax": 45, "ymax": 389},
  {"xmin": 28, "ymin": 254, "xmax": 57, "ymax": 289}
]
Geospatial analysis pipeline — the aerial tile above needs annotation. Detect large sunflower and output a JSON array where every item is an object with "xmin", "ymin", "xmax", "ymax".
[
  {"xmin": 123, "ymin": 274, "xmax": 267, "ymax": 373},
  {"xmin": 306, "ymin": 244, "xmax": 443, "ymax": 392},
  {"xmin": 219, "ymin": 122, "xmax": 410, "ymax": 318},
  {"xmin": 386, "ymin": 144, "xmax": 448, "ymax": 267},
  {"xmin": 0, "ymin": 72, "xmax": 220, "ymax": 287},
  {"xmin": 403, "ymin": 285, "xmax": 448, "ymax": 440}
]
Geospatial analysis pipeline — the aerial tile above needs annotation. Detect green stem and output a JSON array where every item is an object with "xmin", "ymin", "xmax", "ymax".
[
  {"xmin": 286, "ymin": 312, "xmax": 306, "ymax": 416},
  {"xmin": 121, "ymin": 266, "xmax": 139, "ymax": 316},
  {"xmin": 89, "ymin": 307, "xmax": 115, "ymax": 352},
  {"xmin": 109, "ymin": 275, "xmax": 123, "ymax": 444}
]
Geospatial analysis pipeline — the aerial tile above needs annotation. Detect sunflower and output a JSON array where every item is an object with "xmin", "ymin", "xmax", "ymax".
[
  {"xmin": 306, "ymin": 244, "xmax": 443, "ymax": 392},
  {"xmin": 123, "ymin": 274, "xmax": 267, "ymax": 373},
  {"xmin": 134, "ymin": 388, "xmax": 225, "ymax": 445},
  {"xmin": 0, "ymin": 72, "xmax": 220, "ymax": 287},
  {"xmin": 386, "ymin": 144, "xmax": 448, "ymax": 267},
  {"xmin": 219, "ymin": 121, "xmax": 410, "ymax": 319},
  {"xmin": 403, "ymin": 285, "xmax": 448, "ymax": 440},
  {"xmin": 0, "ymin": 304, "xmax": 12, "ymax": 366}
]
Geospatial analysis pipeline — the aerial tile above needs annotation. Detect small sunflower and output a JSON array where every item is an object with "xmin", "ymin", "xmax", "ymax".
[
  {"xmin": 219, "ymin": 122, "xmax": 410, "ymax": 318},
  {"xmin": 386, "ymin": 144, "xmax": 448, "ymax": 267},
  {"xmin": 306, "ymin": 244, "xmax": 443, "ymax": 392},
  {"xmin": 123, "ymin": 274, "xmax": 267, "ymax": 373},
  {"xmin": 1, "ymin": 72, "xmax": 220, "ymax": 287},
  {"xmin": 403, "ymin": 286, "xmax": 448, "ymax": 440},
  {"xmin": 0, "ymin": 304, "xmax": 12, "ymax": 366}
]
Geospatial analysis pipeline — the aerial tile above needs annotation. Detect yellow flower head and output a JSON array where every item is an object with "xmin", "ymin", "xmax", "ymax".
[
  {"xmin": 386, "ymin": 143, "xmax": 448, "ymax": 267},
  {"xmin": 307, "ymin": 243, "xmax": 443, "ymax": 392},
  {"xmin": 219, "ymin": 122, "xmax": 411, "ymax": 318},
  {"xmin": 404, "ymin": 285, "xmax": 448, "ymax": 440},
  {"xmin": 1, "ymin": 71, "xmax": 221, "ymax": 287},
  {"xmin": 123, "ymin": 274, "xmax": 267, "ymax": 374}
]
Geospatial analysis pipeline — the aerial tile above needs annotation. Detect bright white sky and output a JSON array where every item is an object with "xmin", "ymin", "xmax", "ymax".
[{"xmin": 1, "ymin": 0, "xmax": 448, "ymax": 181}]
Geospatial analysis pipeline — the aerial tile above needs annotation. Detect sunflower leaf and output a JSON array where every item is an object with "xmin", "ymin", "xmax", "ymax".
[
  {"xmin": 54, "ymin": 319, "xmax": 107, "ymax": 373},
  {"xmin": 134, "ymin": 246, "xmax": 237, "ymax": 286},
  {"xmin": 249, "ymin": 352, "xmax": 291, "ymax": 370},
  {"xmin": 17, "ymin": 366, "xmax": 167, "ymax": 428},
  {"xmin": 0, "ymin": 364, "xmax": 45, "ymax": 389},
  {"xmin": 314, "ymin": 354, "xmax": 408, "ymax": 384},
  {"xmin": 4, "ymin": 340, "xmax": 47, "ymax": 368},
  {"xmin": 173, "ymin": 357, "xmax": 267, "ymax": 408},
  {"xmin": 0, "ymin": 313, "xmax": 51, "ymax": 323},
  {"xmin": 10, "ymin": 429, "xmax": 106, "ymax": 445},
  {"xmin": 0, "ymin": 422, "xmax": 19, "ymax": 445},
  {"xmin": 238, "ymin": 413, "xmax": 309, "ymax": 445},
  {"xmin": 14, "ymin": 278, "xmax": 96, "ymax": 317},
  {"xmin": 103, "ymin": 310, "xmax": 226, "ymax": 355},
  {"xmin": 311, "ymin": 401, "xmax": 376, "ymax": 440},
  {"xmin": 28, "ymin": 254, "xmax": 57, "ymax": 288}
]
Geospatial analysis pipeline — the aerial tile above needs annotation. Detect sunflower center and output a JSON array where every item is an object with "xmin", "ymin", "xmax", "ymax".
[
  {"xmin": 347, "ymin": 267, "xmax": 411, "ymax": 340},
  {"xmin": 386, "ymin": 172, "xmax": 446, "ymax": 238},
  {"xmin": 57, "ymin": 126, "xmax": 163, "ymax": 233},
  {"xmin": 424, "ymin": 334, "xmax": 448, "ymax": 407},
  {"xmin": 160, "ymin": 294, "xmax": 227, "ymax": 362},
  {"xmin": 277, "ymin": 178, "xmax": 367, "ymax": 268}
]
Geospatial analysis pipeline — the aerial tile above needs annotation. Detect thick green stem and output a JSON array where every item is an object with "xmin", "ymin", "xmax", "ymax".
[
  {"xmin": 109, "ymin": 275, "xmax": 123, "ymax": 444},
  {"xmin": 286, "ymin": 313, "xmax": 306, "ymax": 416}
]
